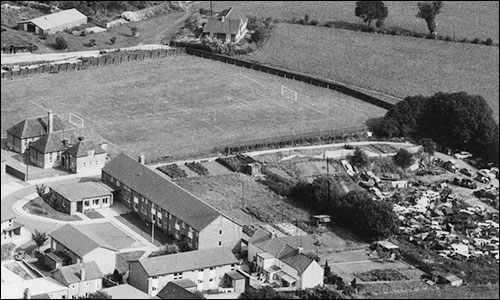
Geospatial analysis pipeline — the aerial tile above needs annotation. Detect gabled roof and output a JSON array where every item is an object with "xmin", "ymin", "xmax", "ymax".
[
  {"xmin": 248, "ymin": 228, "xmax": 272, "ymax": 244},
  {"xmin": 49, "ymin": 181, "xmax": 114, "ymax": 202},
  {"xmin": 53, "ymin": 261, "xmax": 103, "ymax": 286},
  {"xmin": 66, "ymin": 140, "xmax": 106, "ymax": 158},
  {"xmin": 204, "ymin": 7, "xmax": 247, "ymax": 35},
  {"xmin": 157, "ymin": 281, "xmax": 203, "ymax": 299},
  {"xmin": 171, "ymin": 279, "xmax": 197, "ymax": 289},
  {"xmin": 1, "ymin": 209, "xmax": 16, "ymax": 223},
  {"xmin": 102, "ymin": 153, "xmax": 221, "ymax": 231},
  {"xmin": 226, "ymin": 270, "xmax": 246, "ymax": 280},
  {"xmin": 280, "ymin": 254, "xmax": 314, "ymax": 274},
  {"xmin": 6, "ymin": 114, "xmax": 75, "ymax": 139},
  {"xmin": 49, "ymin": 224, "xmax": 116, "ymax": 257},
  {"xmin": 19, "ymin": 9, "xmax": 87, "ymax": 30},
  {"xmin": 137, "ymin": 247, "xmax": 238, "ymax": 277},
  {"xmin": 30, "ymin": 127, "xmax": 104, "ymax": 154}
]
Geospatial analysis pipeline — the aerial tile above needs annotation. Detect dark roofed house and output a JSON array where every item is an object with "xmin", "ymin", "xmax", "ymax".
[
  {"xmin": 204, "ymin": 7, "xmax": 248, "ymax": 43},
  {"xmin": 17, "ymin": 8, "xmax": 87, "ymax": 35},
  {"xmin": 128, "ymin": 247, "xmax": 239, "ymax": 296},
  {"xmin": 52, "ymin": 261, "xmax": 103, "ymax": 299},
  {"xmin": 157, "ymin": 281, "xmax": 203, "ymax": 299},
  {"xmin": 48, "ymin": 224, "xmax": 117, "ymax": 274},
  {"xmin": 102, "ymin": 153, "xmax": 242, "ymax": 251}
]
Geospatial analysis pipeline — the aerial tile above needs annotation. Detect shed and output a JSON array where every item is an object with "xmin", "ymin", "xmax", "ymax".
[
  {"xmin": 310, "ymin": 215, "xmax": 331, "ymax": 228},
  {"xmin": 246, "ymin": 162, "xmax": 262, "ymax": 176},
  {"xmin": 17, "ymin": 9, "xmax": 87, "ymax": 35},
  {"xmin": 224, "ymin": 270, "xmax": 247, "ymax": 293}
]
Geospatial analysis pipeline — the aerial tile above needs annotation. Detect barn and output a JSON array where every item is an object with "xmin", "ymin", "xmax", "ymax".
[{"xmin": 17, "ymin": 9, "xmax": 87, "ymax": 35}]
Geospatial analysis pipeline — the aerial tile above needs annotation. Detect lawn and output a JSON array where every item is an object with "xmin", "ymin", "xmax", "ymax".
[
  {"xmin": 1, "ymin": 243, "xmax": 16, "ymax": 261},
  {"xmin": 244, "ymin": 23, "xmax": 499, "ymax": 122},
  {"xmin": 195, "ymin": 1, "xmax": 499, "ymax": 42},
  {"xmin": 74, "ymin": 222, "xmax": 139, "ymax": 249},
  {"xmin": 114, "ymin": 212, "xmax": 172, "ymax": 247},
  {"xmin": 83, "ymin": 210, "xmax": 105, "ymax": 219},
  {"xmin": 4, "ymin": 262, "xmax": 35, "ymax": 280},
  {"xmin": 22, "ymin": 197, "xmax": 81, "ymax": 221},
  {"xmin": 1, "ymin": 55, "xmax": 386, "ymax": 161},
  {"xmin": 367, "ymin": 284, "xmax": 500, "ymax": 299}
]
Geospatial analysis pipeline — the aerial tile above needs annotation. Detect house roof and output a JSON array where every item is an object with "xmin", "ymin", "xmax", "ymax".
[
  {"xmin": 225, "ymin": 270, "xmax": 246, "ymax": 281},
  {"xmin": 30, "ymin": 127, "xmax": 104, "ymax": 154},
  {"xmin": 49, "ymin": 224, "xmax": 117, "ymax": 257},
  {"xmin": 204, "ymin": 7, "xmax": 247, "ymax": 35},
  {"xmin": 49, "ymin": 181, "xmax": 114, "ymax": 202},
  {"xmin": 376, "ymin": 240, "xmax": 399, "ymax": 250},
  {"xmin": 138, "ymin": 247, "xmax": 238, "ymax": 277},
  {"xmin": 157, "ymin": 282, "xmax": 203, "ymax": 299},
  {"xmin": 103, "ymin": 284, "xmax": 154, "ymax": 299},
  {"xmin": 171, "ymin": 279, "xmax": 197, "ymax": 289},
  {"xmin": 1, "ymin": 209, "xmax": 15, "ymax": 223},
  {"xmin": 19, "ymin": 9, "xmax": 87, "ymax": 30},
  {"xmin": 24, "ymin": 277, "xmax": 69, "ymax": 297},
  {"xmin": 6, "ymin": 114, "xmax": 75, "ymax": 139},
  {"xmin": 53, "ymin": 261, "xmax": 103, "ymax": 286},
  {"xmin": 102, "ymin": 153, "xmax": 222, "ymax": 231},
  {"xmin": 281, "ymin": 254, "xmax": 314, "ymax": 274},
  {"xmin": 65, "ymin": 140, "xmax": 106, "ymax": 158},
  {"xmin": 248, "ymin": 228, "xmax": 272, "ymax": 244}
]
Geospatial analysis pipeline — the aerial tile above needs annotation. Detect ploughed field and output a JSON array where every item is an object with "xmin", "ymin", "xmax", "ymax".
[{"xmin": 1, "ymin": 55, "xmax": 386, "ymax": 160}]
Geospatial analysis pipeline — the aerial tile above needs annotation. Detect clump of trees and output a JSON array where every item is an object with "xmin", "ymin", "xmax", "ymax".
[
  {"xmin": 355, "ymin": 1, "xmax": 389, "ymax": 28},
  {"xmin": 378, "ymin": 92, "xmax": 499, "ymax": 165},
  {"xmin": 416, "ymin": 1, "xmax": 444, "ymax": 38},
  {"xmin": 393, "ymin": 148, "xmax": 413, "ymax": 169},
  {"xmin": 55, "ymin": 36, "xmax": 68, "ymax": 49},
  {"xmin": 350, "ymin": 147, "xmax": 369, "ymax": 169}
]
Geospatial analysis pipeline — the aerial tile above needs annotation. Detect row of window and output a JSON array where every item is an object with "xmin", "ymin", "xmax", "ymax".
[{"xmin": 82, "ymin": 160, "xmax": 100, "ymax": 168}]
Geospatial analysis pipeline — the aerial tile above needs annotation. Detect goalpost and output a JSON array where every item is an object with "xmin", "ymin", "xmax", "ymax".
[
  {"xmin": 281, "ymin": 85, "xmax": 298, "ymax": 102},
  {"xmin": 68, "ymin": 113, "xmax": 84, "ymax": 128}
]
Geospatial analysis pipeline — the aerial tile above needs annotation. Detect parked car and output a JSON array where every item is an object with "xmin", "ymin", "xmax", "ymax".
[
  {"xmin": 476, "ymin": 175, "xmax": 491, "ymax": 184},
  {"xmin": 478, "ymin": 169, "xmax": 495, "ymax": 180},
  {"xmin": 453, "ymin": 177, "xmax": 477, "ymax": 189},
  {"xmin": 454, "ymin": 151, "xmax": 473, "ymax": 160},
  {"xmin": 460, "ymin": 168, "xmax": 472, "ymax": 177}
]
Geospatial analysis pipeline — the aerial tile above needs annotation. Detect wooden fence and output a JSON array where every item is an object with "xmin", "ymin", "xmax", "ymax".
[
  {"xmin": 182, "ymin": 47, "xmax": 397, "ymax": 110},
  {"xmin": 0, "ymin": 48, "xmax": 186, "ymax": 80}
]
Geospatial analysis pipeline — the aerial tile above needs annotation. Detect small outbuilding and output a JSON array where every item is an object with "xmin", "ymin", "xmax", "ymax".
[
  {"xmin": 48, "ymin": 182, "xmax": 114, "ymax": 215},
  {"xmin": 17, "ymin": 9, "xmax": 87, "ymax": 35},
  {"xmin": 310, "ymin": 215, "xmax": 331, "ymax": 228},
  {"xmin": 224, "ymin": 270, "xmax": 247, "ymax": 293}
]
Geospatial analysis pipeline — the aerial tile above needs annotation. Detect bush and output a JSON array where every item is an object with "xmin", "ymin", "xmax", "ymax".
[
  {"xmin": 484, "ymin": 38, "xmax": 493, "ymax": 46},
  {"xmin": 471, "ymin": 38, "xmax": 481, "ymax": 44},
  {"xmin": 258, "ymin": 169, "xmax": 298, "ymax": 196},
  {"xmin": 110, "ymin": 36, "xmax": 116, "ymax": 44},
  {"xmin": 157, "ymin": 164, "xmax": 187, "ymax": 178},
  {"xmin": 309, "ymin": 19, "xmax": 319, "ymax": 26},
  {"xmin": 185, "ymin": 162, "xmax": 209, "ymax": 176},
  {"xmin": 443, "ymin": 35, "xmax": 453, "ymax": 41},
  {"xmin": 55, "ymin": 36, "xmax": 68, "ymax": 49},
  {"xmin": 413, "ymin": 32, "xmax": 426, "ymax": 38},
  {"xmin": 459, "ymin": 38, "xmax": 469, "ymax": 43}
]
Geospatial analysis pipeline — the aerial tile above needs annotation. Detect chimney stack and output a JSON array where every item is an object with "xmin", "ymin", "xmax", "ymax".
[
  {"xmin": 80, "ymin": 266, "xmax": 86, "ymax": 281},
  {"xmin": 297, "ymin": 247, "xmax": 303, "ymax": 255},
  {"xmin": 78, "ymin": 136, "xmax": 85, "ymax": 142},
  {"xmin": 47, "ymin": 110, "xmax": 53, "ymax": 135},
  {"xmin": 62, "ymin": 138, "xmax": 69, "ymax": 148},
  {"xmin": 138, "ymin": 153, "xmax": 145, "ymax": 165}
]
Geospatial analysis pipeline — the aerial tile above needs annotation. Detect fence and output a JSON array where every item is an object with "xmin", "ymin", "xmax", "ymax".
[
  {"xmin": 0, "ymin": 48, "xmax": 186, "ymax": 80},
  {"xmin": 181, "ymin": 47, "xmax": 398, "ymax": 110}
]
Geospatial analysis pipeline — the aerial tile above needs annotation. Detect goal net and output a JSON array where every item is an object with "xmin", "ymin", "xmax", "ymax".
[
  {"xmin": 69, "ymin": 113, "xmax": 84, "ymax": 128},
  {"xmin": 281, "ymin": 85, "xmax": 298, "ymax": 102}
]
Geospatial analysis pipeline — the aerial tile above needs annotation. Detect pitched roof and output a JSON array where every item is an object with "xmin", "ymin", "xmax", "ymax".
[
  {"xmin": 53, "ymin": 261, "xmax": 103, "ymax": 286},
  {"xmin": 226, "ymin": 270, "xmax": 246, "ymax": 281},
  {"xmin": 171, "ymin": 279, "xmax": 197, "ymax": 289},
  {"xmin": 103, "ymin": 284, "xmax": 154, "ymax": 299},
  {"xmin": 49, "ymin": 181, "xmax": 114, "ymax": 202},
  {"xmin": 157, "ymin": 282, "xmax": 203, "ymax": 299},
  {"xmin": 204, "ymin": 7, "xmax": 247, "ymax": 35},
  {"xmin": 102, "ymin": 153, "xmax": 222, "ymax": 231},
  {"xmin": 1, "ymin": 209, "xmax": 15, "ymax": 223},
  {"xmin": 138, "ymin": 247, "xmax": 238, "ymax": 277},
  {"xmin": 20, "ymin": 9, "xmax": 87, "ymax": 30},
  {"xmin": 281, "ymin": 254, "xmax": 314, "ymax": 274},
  {"xmin": 6, "ymin": 114, "xmax": 75, "ymax": 139},
  {"xmin": 30, "ymin": 127, "xmax": 104, "ymax": 154},
  {"xmin": 66, "ymin": 140, "xmax": 106, "ymax": 158},
  {"xmin": 49, "ymin": 224, "xmax": 116, "ymax": 257},
  {"xmin": 248, "ymin": 228, "xmax": 272, "ymax": 244}
]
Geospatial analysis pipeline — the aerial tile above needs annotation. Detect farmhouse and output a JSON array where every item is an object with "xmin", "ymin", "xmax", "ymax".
[
  {"xmin": 17, "ymin": 8, "xmax": 87, "ymax": 35},
  {"xmin": 52, "ymin": 261, "xmax": 104, "ymax": 299},
  {"xmin": 48, "ymin": 181, "xmax": 114, "ymax": 215},
  {"xmin": 247, "ymin": 229, "xmax": 324, "ymax": 289},
  {"xmin": 128, "ymin": 247, "xmax": 239, "ymax": 296},
  {"xmin": 1, "ymin": 211, "xmax": 24, "ymax": 244},
  {"xmin": 48, "ymin": 224, "xmax": 118, "ymax": 274},
  {"xmin": 102, "ymin": 153, "xmax": 242, "ymax": 251},
  {"xmin": 204, "ymin": 7, "xmax": 248, "ymax": 43}
]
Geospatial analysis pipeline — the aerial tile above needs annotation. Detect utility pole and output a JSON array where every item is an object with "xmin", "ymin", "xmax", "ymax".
[
  {"xmin": 326, "ymin": 158, "xmax": 331, "ymax": 204},
  {"xmin": 151, "ymin": 216, "xmax": 155, "ymax": 244}
]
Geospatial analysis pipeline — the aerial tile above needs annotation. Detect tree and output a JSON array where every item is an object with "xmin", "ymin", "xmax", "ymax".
[
  {"xmin": 78, "ymin": 291, "xmax": 112, "ymax": 299},
  {"xmin": 130, "ymin": 26, "xmax": 138, "ymax": 37},
  {"xmin": 350, "ymin": 147, "xmax": 369, "ymax": 169},
  {"xmin": 55, "ymin": 36, "xmax": 68, "ymax": 50},
  {"xmin": 420, "ymin": 138, "xmax": 436, "ymax": 155},
  {"xmin": 324, "ymin": 260, "xmax": 331, "ymax": 277},
  {"xmin": 393, "ymin": 148, "xmax": 413, "ymax": 169},
  {"xmin": 110, "ymin": 36, "xmax": 116, "ymax": 44},
  {"xmin": 35, "ymin": 184, "xmax": 47, "ymax": 198},
  {"xmin": 355, "ymin": 1, "xmax": 388, "ymax": 28},
  {"xmin": 416, "ymin": 1, "xmax": 444, "ymax": 39},
  {"xmin": 112, "ymin": 269, "xmax": 123, "ymax": 284},
  {"xmin": 159, "ymin": 243, "xmax": 179, "ymax": 255},
  {"xmin": 31, "ymin": 230, "xmax": 48, "ymax": 252}
]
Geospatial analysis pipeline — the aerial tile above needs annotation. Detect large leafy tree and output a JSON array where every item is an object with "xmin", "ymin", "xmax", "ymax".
[
  {"xmin": 31, "ymin": 230, "xmax": 48, "ymax": 252},
  {"xmin": 393, "ymin": 148, "xmax": 413, "ymax": 169},
  {"xmin": 350, "ymin": 147, "xmax": 370, "ymax": 169},
  {"xmin": 355, "ymin": 1, "xmax": 389, "ymax": 28},
  {"xmin": 416, "ymin": 1, "xmax": 444, "ymax": 38}
]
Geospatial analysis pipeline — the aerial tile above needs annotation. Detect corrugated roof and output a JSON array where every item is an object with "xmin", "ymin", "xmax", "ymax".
[
  {"xmin": 138, "ymin": 247, "xmax": 238, "ymax": 276},
  {"xmin": 102, "ymin": 153, "xmax": 221, "ymax": 231},
  {"xmin": 6, "ymin": 114, "xmax": 75, "ymax": 139},
  {"xmin": 66, "ymin": 140, "xmax": 106, "ymax": 158},
  {"xmin": 204, "ymin": 7, "xmax": 247, "ymax": 35},
  {"xmin": 49, "ymin": 224, "xmax": 116, "ymax": 257},
  {"xmin": 157, "ymin": 282, "xmax": 203, "ymax": 299},
  {"xmin": 49, "ymin": 181, "xmax": 113, "ymax": 202},
  {"xmin": 20, "ymin": 9, "xmax": 87, "ymax": 30},
  {"xmin": 30, "ymin": 127, "xmax": 104, "ymax": 154},
  {"xmin": 53, "ymin": 261, "xmax": 103, "ymax": 286}
]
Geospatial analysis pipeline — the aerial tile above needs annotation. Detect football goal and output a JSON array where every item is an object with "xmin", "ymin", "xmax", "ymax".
[
  {"xmin": 69, "ymin": 113, "xmax": 84, "ymax": 128},
  {"xmin": 281, "ymin": 85, "xmax": 298, "ymax": 102}
]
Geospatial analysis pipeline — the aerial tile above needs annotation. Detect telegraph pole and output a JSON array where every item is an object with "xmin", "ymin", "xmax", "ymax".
[{"xmin": 151, "ymin": 216, "xmax": 155, "ymax": 244}]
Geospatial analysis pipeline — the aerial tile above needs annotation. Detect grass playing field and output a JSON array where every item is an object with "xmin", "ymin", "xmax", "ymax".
[
  {"xmin": 244, "ymin": 23, "xmax": 499, "ymax": 122},
  {"xmin": 196, "ymin": 1, "xmax": 499, "ymax": 42},
  {"xmin": 1, "ymin": 55, "xmax": 386, "ymax": 160}
]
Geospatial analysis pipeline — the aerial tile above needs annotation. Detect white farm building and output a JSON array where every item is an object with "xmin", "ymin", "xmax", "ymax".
[{"xmin": 17, "ymin": 8, "xmax": 87, "ymax": 35}]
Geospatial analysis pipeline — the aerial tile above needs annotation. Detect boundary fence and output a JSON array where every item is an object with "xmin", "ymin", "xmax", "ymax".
[{"xmin": 0, "ymin": 48, "xmax": 186, "ymax": 80}]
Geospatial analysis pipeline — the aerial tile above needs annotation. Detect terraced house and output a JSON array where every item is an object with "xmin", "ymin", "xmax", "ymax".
[{"xmin": 101, "ymin": 153, "xmax": 242, "ymax": 251}]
